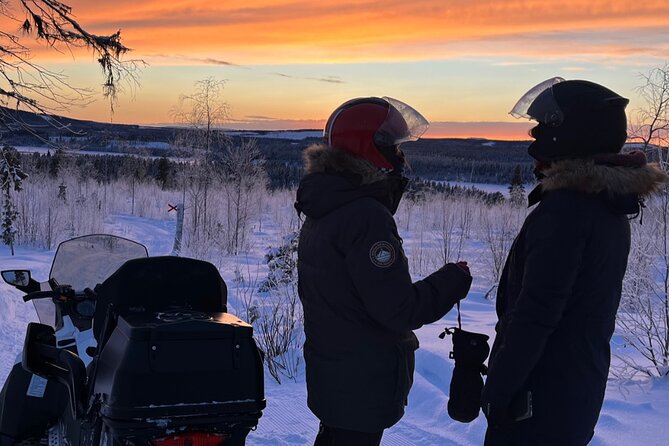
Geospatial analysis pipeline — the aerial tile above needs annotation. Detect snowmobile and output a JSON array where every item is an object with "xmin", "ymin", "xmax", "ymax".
[{"xmin": 0, "ymin": 234, "xmax": 265, "ymax": 445}]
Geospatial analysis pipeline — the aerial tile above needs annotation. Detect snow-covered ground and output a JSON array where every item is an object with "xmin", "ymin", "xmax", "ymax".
[{"xmin": 1, "ymin": 214, "xmax": 668, "ymax": 445}]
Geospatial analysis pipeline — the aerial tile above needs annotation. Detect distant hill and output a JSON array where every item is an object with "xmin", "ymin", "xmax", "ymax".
[
  {"xmin": 0, "ymin": 106, "xmax": 175, "ymax": 147},
  {"xmin": 0, "ymin": 106, "xmax": 143, "ymax": 133},
  {"xmin": 0, "ymin": 106, "xmax": 535, "ymax": 184}
]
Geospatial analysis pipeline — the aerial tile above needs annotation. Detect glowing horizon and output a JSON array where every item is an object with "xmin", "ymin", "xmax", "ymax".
[{"xmin": 2, "ymin": 1, "xmax": 668, "ymax": 138}]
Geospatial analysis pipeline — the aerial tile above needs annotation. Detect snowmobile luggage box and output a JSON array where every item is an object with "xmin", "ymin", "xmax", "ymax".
[{"xmin": 93, "ymin": 311, "xmax": 265, "ymax": 421}]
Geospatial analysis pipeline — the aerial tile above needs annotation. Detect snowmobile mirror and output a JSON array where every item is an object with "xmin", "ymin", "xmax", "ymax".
[
  {"xmin": 22, "ymin": 322, "xmax": 87, "ymax": 419},
  {"xmin": 1, "ymin": 269, "xmax": 31, "ymax": 287}
]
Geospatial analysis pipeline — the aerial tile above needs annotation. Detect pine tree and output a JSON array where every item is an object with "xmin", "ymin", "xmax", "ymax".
[
  {"xmin": 1, "ymin": 197, "xmax": 18, "ymax": 255},
  {"xmin": 508, "ymin": 165, "xmax": 526, "ymax": 206},
  {"xmin": 58, "ymin": 182, "xmax": 68, "ymax": 202},
  {"xmin": 156, "ymin": 156, "xmax": 172, "ymax": 189},
  {"xmin": 0, "ymin": 146, "xmax": 28, "ymax": 255},
  {"xmin": 49, "ymin": 148, "xmax": 64, "ymax": 178}
]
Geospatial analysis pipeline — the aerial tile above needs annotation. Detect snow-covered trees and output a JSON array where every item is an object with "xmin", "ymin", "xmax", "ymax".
[
  {"xmin": 218, "ymin": 139, "xmax": 268, "ymax": 255},
  {"xmin": 615, "ymin": 65, "xmax": 669, "ymax": 378},
  {"xmin": 0, "ymin": 145, "xmax": 27, "ymax": 255},
  {"xmin": 508, "ymin": 165, "xmax": 526, "ymax": 206},
  {"xmin": 171, "ymin": 79, "xmax": 268, "ymax": 256},
  {"xmin": 5, "ymin": 137, "xmax": 668, "ymax": 379},
  {"xmin": 617, "ymin": 211, "xmax": 669, "ymax": 377}
]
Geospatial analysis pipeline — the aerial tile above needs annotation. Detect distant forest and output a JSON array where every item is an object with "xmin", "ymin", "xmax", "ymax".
[
  {"xmin": 10, "ymin": 136, "xmax": 536, "ymax": 190},
  {"xmin": 2, "ymin": 106, "xmax": 536, "ymax": 189},
  {"xmin": 229, "ymin": 136, "xmax": 536, "ymax": 186}
]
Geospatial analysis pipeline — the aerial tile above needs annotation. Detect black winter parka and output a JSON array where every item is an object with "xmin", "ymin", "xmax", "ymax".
[
  {"xmin": 482, "ymin": 157, "xmax": 667, "ymax": 446},
  {"xmin": 296, "ymin": 145, "xmax": 472, "ymax": 433}
]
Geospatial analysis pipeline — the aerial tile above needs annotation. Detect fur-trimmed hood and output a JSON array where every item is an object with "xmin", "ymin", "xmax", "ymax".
[
  {"xmin": 296, "ymin": 144, "xmax": 404, "ymax": 218},
  {"xmin": 540, "ymin": 159, "xmax": 668, "ymax": 196},
  {"xmin": 302, "ymin": 144, "xmax": 387, "ymax": 184}
]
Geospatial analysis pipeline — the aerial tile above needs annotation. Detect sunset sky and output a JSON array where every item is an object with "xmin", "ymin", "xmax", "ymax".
[{"xmin": 8, "ymin": 0, "xmax": 669, "ymax": 139}]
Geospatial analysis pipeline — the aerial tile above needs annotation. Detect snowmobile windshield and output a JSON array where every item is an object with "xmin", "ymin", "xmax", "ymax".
[
  {"xmin": 50, "ymin": 235, "xmax": 148, "ymax": 291},
  {"xmin": 33, "ymin": 298, "xmax": 57, "ymax": 327},
  {"xmin": 510, "ymin": 77, "xmax": 565, "ymax": 126}
]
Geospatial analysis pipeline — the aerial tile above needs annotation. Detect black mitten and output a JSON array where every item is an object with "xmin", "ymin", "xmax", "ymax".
[{"xmin": 446, "ymin": 328, "xmax": 490, "ymax": 423}]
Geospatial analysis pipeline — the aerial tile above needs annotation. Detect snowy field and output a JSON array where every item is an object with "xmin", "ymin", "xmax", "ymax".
[{"xmin": 1, "ymin": 213, "xmax": 668, "ymax": 445}]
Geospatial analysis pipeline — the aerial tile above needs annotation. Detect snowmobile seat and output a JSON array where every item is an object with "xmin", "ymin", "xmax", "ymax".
[{"xmin": 93, "ymin": 256, "xmax": 228, "ymax": 343}]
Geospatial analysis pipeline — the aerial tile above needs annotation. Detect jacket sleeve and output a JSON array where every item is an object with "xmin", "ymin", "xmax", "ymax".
[
  {"xmin": 482, "ymin": 202, "xmax": 587, "ymax": 408},
  {"xmin": 344, "ymin": 205, "xmax": 471, "ymax": 332}
]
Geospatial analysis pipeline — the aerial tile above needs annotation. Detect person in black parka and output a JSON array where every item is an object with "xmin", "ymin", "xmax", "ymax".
[
  {"xmin": 296, "ymin": 97, "xmax": 472, "ymax": 446},
  {"xmin": 481, "ymin": 78, "xmax": 669, "ymax": 446}
]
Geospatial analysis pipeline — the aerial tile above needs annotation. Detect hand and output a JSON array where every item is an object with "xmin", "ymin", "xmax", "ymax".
[
  {"xmin": 439, "ymin": 263, "xmax": 472, "ymax": 301},
  {"xmin": 456, "ymin": 261, "xmax": 470, "ymax": 276}
]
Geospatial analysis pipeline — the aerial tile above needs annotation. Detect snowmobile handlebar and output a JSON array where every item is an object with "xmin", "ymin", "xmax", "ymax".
[
  {"xmin": 22, "ymin": 290, "xmax": 60, "ymax": 302},
  {"xmin": 22, "ymin": 285, "xmax": 93, "ymax": 303}
]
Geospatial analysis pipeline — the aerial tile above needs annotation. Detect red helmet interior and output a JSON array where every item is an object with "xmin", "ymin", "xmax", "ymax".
[{"xmin": 324, "ymin": 98, "xmax": 395, "ymax": 170}]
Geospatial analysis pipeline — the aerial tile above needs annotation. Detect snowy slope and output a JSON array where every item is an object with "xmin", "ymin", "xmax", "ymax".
[{"xmin": 1, "ymin": 214, "xmax": 668, "ymax": 445}]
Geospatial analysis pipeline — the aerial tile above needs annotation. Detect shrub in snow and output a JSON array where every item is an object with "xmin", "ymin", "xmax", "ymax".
[
  {"xmin": 254, "ymin": 282, "xmax": 304, "ymax": 384},
  {"xmin": 258, "ymin": 231, "xmax": 299, "ymax": 292},
  {"xmin": 235, "ymin": 263, "xmax": 303, "ymax": 384}
]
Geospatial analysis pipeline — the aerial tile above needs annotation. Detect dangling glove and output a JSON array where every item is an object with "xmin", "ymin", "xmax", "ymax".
[{"xmin": 442, "ymin": 327, "xmax": 490, "ymax": 423}]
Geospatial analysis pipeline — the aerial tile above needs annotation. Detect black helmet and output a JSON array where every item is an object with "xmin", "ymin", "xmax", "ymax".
[{"xmin": 510, "ymin": 77, "xmax": 629, "ymax": 161}]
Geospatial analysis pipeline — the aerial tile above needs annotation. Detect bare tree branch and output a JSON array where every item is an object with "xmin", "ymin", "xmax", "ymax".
[
  {"xmin": 628, "ymin": 63, "xmax": 669, "ymax": 153},
  {"xmin": 0, "ymin": 0, "xmax": 143, "ymax": 124}
]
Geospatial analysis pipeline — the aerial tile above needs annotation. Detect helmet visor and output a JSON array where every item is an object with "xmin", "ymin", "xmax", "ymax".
[
  {"xmin": 510, "ymin": 77, "xmax": 565, "ymax": 126},
  {"xmin": 378, "ymin": 96, "xmax": 430, "ymax": 145}
]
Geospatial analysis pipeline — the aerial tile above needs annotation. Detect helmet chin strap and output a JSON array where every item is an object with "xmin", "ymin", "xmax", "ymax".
[{"xmin": 379, "ymin": 145, "xmax": 406, "ymax": 176}]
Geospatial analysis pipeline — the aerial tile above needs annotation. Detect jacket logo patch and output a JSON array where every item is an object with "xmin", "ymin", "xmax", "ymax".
[{"xmin": 370, "ymin": 241, "xmax": 396, "ymax": 268}]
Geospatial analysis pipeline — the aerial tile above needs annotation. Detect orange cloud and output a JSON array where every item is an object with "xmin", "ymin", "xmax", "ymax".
[
  {"xmin": 3, "ymin": 0, "xmax": 667, "ymax": 137},
  {"xmin": 13, "ymin": 1, "xmax": 669, "ymax": 64}
]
